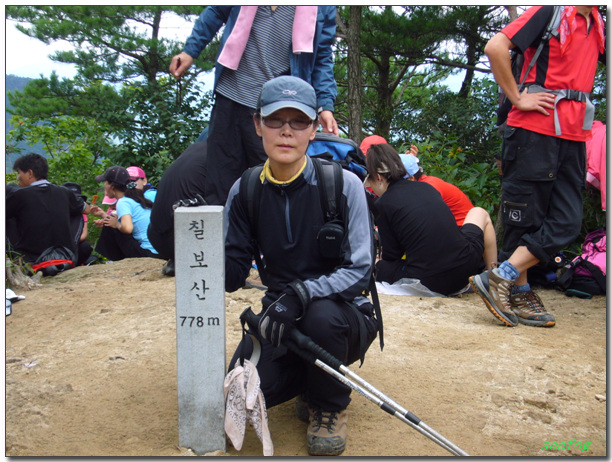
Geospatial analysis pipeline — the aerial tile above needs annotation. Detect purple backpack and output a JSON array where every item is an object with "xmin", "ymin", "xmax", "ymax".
[{"xmin": 574, "ymin": 229, "xmax": 606, "ymax": 278}]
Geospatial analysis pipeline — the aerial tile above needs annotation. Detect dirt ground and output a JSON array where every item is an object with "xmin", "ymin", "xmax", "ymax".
[{"xmin": 5, "ymin": 257, "xmax": 607, "ymax": 457}]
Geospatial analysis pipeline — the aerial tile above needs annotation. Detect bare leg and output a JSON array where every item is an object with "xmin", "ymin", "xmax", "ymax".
[
  {"xmin": 463, "ymin": 207, "xmax": 498, "ymax": 270},
  {"xmin": 507, "ymin": 246, "xmax": 540, "ymax": 285}
]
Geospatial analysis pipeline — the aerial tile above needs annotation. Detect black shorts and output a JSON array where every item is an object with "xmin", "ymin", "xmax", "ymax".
[
  {"xmin": 419, "ymin": 223, "xmax": 485, "ymax": 295},
  {"xmin": 376, "ymin": 223, "xmax": 485, "ymax": 296}
]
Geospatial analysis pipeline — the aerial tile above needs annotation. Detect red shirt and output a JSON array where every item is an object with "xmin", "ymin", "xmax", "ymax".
[
  {"xmin": 418, "ymin": 174, "xmax": 473, "ymax": 227},
  {"xmin": 502, "ymin": 6, "xmax": 605, "ymax": 142}
]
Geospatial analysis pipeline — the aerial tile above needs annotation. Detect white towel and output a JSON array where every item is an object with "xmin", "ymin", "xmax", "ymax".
[{"xmin": 224, "ymin": 359, "xmax": 274, "ymax": 456}]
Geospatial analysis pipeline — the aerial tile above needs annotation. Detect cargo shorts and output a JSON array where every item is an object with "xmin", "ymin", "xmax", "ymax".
[{"xmin": 499, "ymin": 126, "xmax": 586, "ymax": 264}]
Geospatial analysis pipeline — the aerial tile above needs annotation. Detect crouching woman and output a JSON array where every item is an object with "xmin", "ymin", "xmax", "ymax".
[{"xmin": 224, "ymin": 76, "xmax": 380, "ymax": 456}]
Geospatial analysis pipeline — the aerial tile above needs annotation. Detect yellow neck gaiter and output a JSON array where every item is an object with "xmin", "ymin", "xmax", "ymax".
[{"xmin": 259, "ymin": 157, "xmax": 308, "ymax": 185}]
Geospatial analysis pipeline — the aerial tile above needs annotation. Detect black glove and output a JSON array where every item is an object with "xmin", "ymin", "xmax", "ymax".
[{"xmin": 258, "ymin": 280, "xmax": 310, "ymax": 348}]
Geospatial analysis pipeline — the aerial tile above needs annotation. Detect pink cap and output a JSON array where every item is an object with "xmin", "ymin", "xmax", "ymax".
[
  {"xmin": 360, "ymin": 135, "xmax": 388, "ymax": 156},
  {"xmin": 127, "ymin": 166, "xmax": 146, "ymax": 180},
  {"xmin": 102, "ymin": 194, "xmax": 117, "ymax": 205}
]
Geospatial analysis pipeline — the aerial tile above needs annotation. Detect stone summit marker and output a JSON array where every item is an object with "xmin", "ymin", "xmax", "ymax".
[{"xmin": 174, "ymin": 206, "xmax": 226, "ymax": 454}]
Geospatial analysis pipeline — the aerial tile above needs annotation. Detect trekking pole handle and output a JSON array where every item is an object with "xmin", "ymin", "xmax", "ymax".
[
  {"xmin": 287, "ymin": 327, "xmax": 344, "ymax": 371},
  {"xmin": 239, "ymin": 306, "xmax": 344, "ymax": 371}
]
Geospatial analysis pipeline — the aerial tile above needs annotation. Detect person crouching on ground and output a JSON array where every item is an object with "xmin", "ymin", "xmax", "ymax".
[
  {"xmin": 91, "ymin": 166, "xmax": 162, "ymax": 261},
  {"xmin": 224, "ymin": 75, "xmax": 379, "ymax": 456}
]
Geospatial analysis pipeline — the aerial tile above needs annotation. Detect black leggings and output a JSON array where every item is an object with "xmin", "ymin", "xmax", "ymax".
[{"xmin": 95, "ymin": 227, "xmax": 162, "ymax": 261}]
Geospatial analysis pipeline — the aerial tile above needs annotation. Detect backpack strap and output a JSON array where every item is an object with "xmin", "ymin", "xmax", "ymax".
[
  {"xmin": 313, "ymin": 158, "xmax": 385, "ymax": 350},
  {"xmin": 31, "ymin": 259, "xmax": 75, "ymax": 273},
  {"xmin": 518, "ymin": 6, "xmax": 562, "ymax": 90},
  {"xmin": 579, "ymin": 259, "xmax": 607, "ymax": 293},
  {"xmin": 311, "ymin": 158, "xmax": 343, "ymax": 222},
  {"xmin": 239, "ymin": 165, "xmax": 265, "ymax": 272},
  {"xmin": 240, "ymin": 166, "xmax": 264, "ymax": 234}
]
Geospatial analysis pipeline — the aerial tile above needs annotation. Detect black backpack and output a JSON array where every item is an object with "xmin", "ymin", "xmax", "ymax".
[
  {"xmin": 238, "ymin": 157, "xmax": 384, "ymax": 352},
  {"xmin": 496, "ymin": 6, "xmax": 563, "ymax": 127},
  {"xmin": 557, "ymin": 229, "xmax": 607, "ymax": 297}
]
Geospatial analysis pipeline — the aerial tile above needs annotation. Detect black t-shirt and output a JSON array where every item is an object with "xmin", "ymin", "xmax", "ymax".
[
  {"xmin": 6, "ymin": 183, "xmax": 85, "ymax": 262},
  {"xmin": 149, "ymin": 142, "xmax": 208, "ymax": 235},
  {"xmin": 374, "ymin": 179, "xmax": 475, "ymax": 278}
]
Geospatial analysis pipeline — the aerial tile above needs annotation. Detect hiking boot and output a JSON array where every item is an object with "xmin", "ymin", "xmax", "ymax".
[
  {"xmin": 307, "ymin": 409, "xmax": 347, "ymax": 456},
  {"xmin": 295, "ymin": 394, "xmax": 311, "ymax": 423},
  {"xmin": 469, "ymin": 268, "xmax": 518, "ymax": 327},
  {"xmin": 511, "ymin": 290, "xmax": 556, "ymax": 327},
  {"xmin": 161, "ymin": 259, "xmax": 175, "ymax": 277}
]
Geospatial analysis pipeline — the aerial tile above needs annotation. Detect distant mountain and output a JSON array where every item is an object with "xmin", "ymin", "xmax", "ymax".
[
  {"xmin": 6, "ymin": 74, "xmax": 46, "ymax": 172},
  {"xmin": 6, "ymin": 75, "xmax": 32, "ymax": 94}
]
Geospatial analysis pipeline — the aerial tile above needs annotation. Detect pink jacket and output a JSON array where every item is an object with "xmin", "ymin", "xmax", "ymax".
[{"xmin": 585, "ymin": 121, "xmax": 606, "ymax": 210}]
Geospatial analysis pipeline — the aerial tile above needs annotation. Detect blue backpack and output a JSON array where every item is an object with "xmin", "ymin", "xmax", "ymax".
[{"xmin": 306, "ymin": 132, "xmax": 368, "ymax": 181}]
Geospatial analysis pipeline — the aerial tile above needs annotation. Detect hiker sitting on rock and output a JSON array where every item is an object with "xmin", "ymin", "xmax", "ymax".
[
  {"xmin": 6, "ymin": 153, "xmax": 88, "ymax": 268},
  {"xmin": 224, "ymin": 76, "xmax": 380, "ymax": 456}
]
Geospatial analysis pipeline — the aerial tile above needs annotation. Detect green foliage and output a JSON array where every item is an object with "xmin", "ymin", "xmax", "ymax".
[
  {"xmin": 396, "ymin": 77, "xmax": 501, "ymax": 163},
  {"xmin": 592, "ymin": 64, "xmax": 606, "ymax": 124},
  {"xmin": 400, "ymin": 139, "xmax": 501, "ymax": 217},
  {"xmin": 6, "ymin": 6, "xmax": 213, "ymax": 185},
  {"xmin": 6, "ymin": 6, "xmax": 204, "ymax": 83},
  {"xmin": 108, "ymin": 76, "xmax": 211, "ymax": 184},
  {"xmin": 7, "ymin": 111, "xmax": 113, "ymax": 198}
]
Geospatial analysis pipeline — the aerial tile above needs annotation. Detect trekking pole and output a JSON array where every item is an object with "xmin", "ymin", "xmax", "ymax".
[{"xmin": 240, "ymin": 308, "xmax": 470, "ymax": 457}]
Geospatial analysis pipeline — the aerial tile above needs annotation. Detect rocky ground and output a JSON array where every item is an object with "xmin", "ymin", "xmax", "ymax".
[{"xmin": 5, "ymin": 258, "xmax": 607, "ymax": 457}]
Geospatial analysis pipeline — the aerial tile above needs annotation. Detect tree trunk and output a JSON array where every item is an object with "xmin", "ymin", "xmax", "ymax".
[
  {"xmin": 6, "ymin": 258, "xmax": 43, "ymax": 290},
  {"xmin": 346, "ymin": 6, "xmax": 363, "ymax": 143},
  {"xmin": 505, "ymin": 6, "xmax": 519, "ymax": 21}
]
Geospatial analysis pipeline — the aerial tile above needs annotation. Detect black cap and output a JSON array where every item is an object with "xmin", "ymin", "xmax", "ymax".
[{"xmin": 95, "ymin": 166, "xmax": 130, "ymax": 186}]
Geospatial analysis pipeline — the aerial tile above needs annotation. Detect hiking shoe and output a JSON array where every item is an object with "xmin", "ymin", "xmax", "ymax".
[
  {"xmin": 469, "ymin": 268, "xmax": 518, "ymax": 327},
  {"xmin": 161, "ymin": 259, "xmax": 175, "ymax": 277},
  {"xmin": 307, "ymin": 409, "xmax": 347, "ymax": 456},
  {"xmin": 511, "ymin": 290, "xmax": 556, "ymax": 327},
  {"xmin": 295, "ymin": 394, "xmax": 311, "ymax": 423}
]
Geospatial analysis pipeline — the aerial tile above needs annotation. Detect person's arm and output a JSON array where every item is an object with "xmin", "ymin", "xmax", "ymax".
[
  {"xmin": 104, "ymin": 213, "xmax": 134, "ymax": 234},
  {"xmin": 375, "ymin": 200, "xmax": 404, "ymax": 263},
  {"xmin": 90, "ymin": 205, "xmax": 107, "ymax": 219},
  {"xmin": 311, "ymin": 7, "xmax": 338, "ymax": 135},
  {"xmin": 110, "ymin": 199, "xmax": 135, "ymax": 234},
  {"xmin": 224, "ymin": 180, "xmax": 258, "ymax": 292},
  {"xmin": 485, "ymin": 32, "xmax": 556, "ymax": 116},
  {"xmin": 79, "ymin": 217, "xmax": 88, "ymax": 242},
  {"xmin": 170, "ymin": 6, "xmax": 233, "ymax": 79}
]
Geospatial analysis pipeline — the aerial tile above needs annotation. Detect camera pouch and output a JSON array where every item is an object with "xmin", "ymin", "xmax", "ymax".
[{"xmin": 317, "ymin": 219, "xmax": 345, "ymax": 260}]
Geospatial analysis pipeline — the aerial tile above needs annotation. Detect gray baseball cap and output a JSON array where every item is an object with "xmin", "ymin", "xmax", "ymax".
[{"xmin": 257, "ymin": 75, "xmax": 318, "ymax": 120}]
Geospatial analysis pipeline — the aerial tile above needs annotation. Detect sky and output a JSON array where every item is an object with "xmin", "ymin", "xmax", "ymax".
[
  {"xmin": 6, "ymin": 22, "xmax": 78, "ymax": 79},
  {"xmin": 4, "ymin": 14, "xmax": 464, "ymax": 89},
  {"xmin": 5, "ymin": 14, "xmax": 198, "ymax": 80}
]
